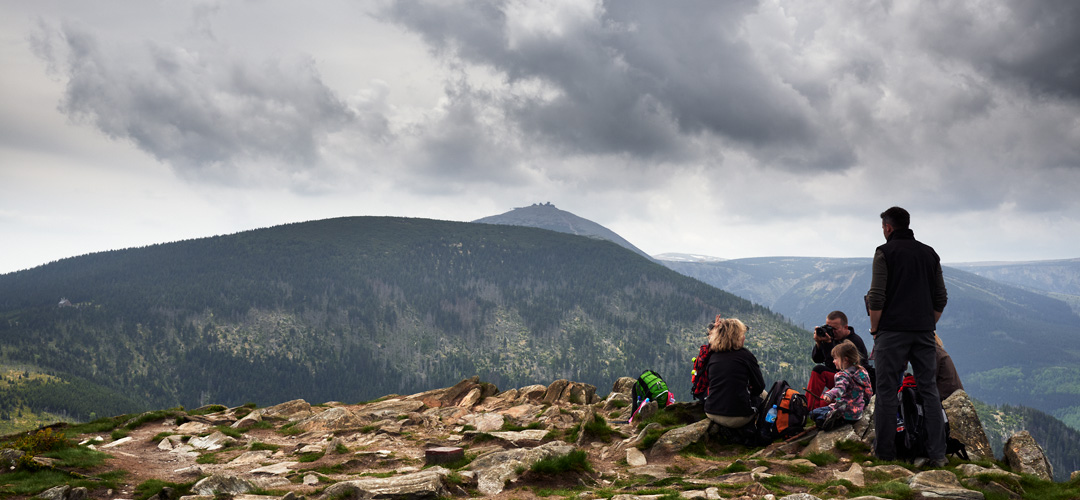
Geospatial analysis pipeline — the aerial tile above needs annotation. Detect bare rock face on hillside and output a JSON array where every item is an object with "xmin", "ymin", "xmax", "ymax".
[{"xmin": 11, "ymin": 375, "xmax": 1074, "ymax": 500}]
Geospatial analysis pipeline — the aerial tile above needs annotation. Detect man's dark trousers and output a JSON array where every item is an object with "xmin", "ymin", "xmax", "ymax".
[{"xmin": 873, "ymin": 330, "xmax": 945, "ymax": 460}]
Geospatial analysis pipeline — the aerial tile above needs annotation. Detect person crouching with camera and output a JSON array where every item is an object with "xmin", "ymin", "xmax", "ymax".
[{"xmin": 806, "ymin": 311, "xmax": 873, "ymax": 410}]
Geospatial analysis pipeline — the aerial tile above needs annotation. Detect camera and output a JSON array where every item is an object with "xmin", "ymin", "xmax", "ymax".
[{"xmin": 814, "ymin": 325, "xmax": 835, "ymax": 340}]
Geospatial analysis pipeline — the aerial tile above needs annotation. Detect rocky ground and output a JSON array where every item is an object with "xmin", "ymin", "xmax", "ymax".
[{"xmin": 3, "ymin": 376, "xmax": 1078, "ymax": 500}]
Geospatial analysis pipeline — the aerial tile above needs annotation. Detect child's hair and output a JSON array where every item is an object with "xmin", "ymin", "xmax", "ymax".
[
  {"xmin": 831, "ymin": 340, "xmax": 861, "ymax": 368},
  {"xmin": 708, "ymin": 318, "xmax": 747, "ymax": 352}
]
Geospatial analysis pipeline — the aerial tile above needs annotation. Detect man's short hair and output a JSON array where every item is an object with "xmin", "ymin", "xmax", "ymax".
[
  {"xmin": 827, "ymin": 310, "xmax": 848, "ymax": 326},
  {"xmin": 880, "ymin": 206, "xmax": 910, "ymax": 230}
]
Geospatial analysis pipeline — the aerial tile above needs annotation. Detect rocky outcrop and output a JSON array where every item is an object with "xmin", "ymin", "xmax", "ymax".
[
  {"xmin": 15, "ymin": 376, "xmax": 1077, "ymax": 500},
  {"xmin": 318, "ymin": 468, "xmax": 451, "ymax": 500},
  {"xmin": 942, "ymin": 390, "xmax": 994, "ymax": 460},
  {"xmin": 192, "ymin": 474, "xmax": 254, "ymax": 496},
  {"xmin": 907, "ymin": 469, "xmax": 985, "ymax": 499},
  {"xmin": 1004, "ymin": 430, "xmax": 1054, "ymax": 481},
  {"xmin": 468, "ymin": 441, "xmax": 576, "ymax": 495},
  {"xmin": 653, "ymin": 419, "xmax": 709, "ymax": 455}
]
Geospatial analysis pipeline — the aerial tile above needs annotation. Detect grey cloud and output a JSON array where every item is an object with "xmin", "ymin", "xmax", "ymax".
[
  {"xmin": 914, "ymin": 0, "xmax": 1080, "ymax": 100},
  {"xmin": 383, "ymin": 0, "xmax": 856, "ymax": 170},
  {"xmin": 32, "ymin": 22, "xmax": 383, "ymax": 182}
]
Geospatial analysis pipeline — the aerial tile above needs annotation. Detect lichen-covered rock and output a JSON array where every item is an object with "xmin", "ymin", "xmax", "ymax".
[
  {"xmin": 906, "ymin": 469, "xmax": 984, "ymax": 500},
  {"xmin": 1004, "ymin": 431, "xmax": 1053, "ymax": 481},
  {"xmin": 653, "ymin": 419, "xmax": 709, "ymax": 454},
  {"xmin": 800, "ymin": 424, "xmax": 860, "ymax": 457},
  {"xmin": 469, "ymin": 441, "xmax": 575, "ymax": 495},
  {"xmin": 192, "ymin": 474, "xmax": 254, "ymax": 496},
  {"xmin": 319, "ymin": 467, "xmax": 451, "ymax": 500},
  {"xmin": 260, "ymin": 399, "xmax": 313, "ymax": 421},
  {"xmin": 942, "ymin": 390, "xmax": 993, "ymax": 460}
]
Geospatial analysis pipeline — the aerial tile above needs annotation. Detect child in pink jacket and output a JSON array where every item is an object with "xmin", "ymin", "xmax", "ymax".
[{"xmin": 811, "ymin": 340, "xmax": 874, "ymax": 431}]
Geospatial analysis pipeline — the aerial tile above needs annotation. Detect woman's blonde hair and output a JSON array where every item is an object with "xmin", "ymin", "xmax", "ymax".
[
  {"xmin": 831, "ymin": 340, "xmax": 861, "ymax": 368},
  {"xmin": 708, "ymin": 318, "xmax": 747, "ymax": 352}
]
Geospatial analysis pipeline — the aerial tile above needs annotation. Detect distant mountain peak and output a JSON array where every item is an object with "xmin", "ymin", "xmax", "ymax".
[{"xmin": 473, "ymin": 204, "xmax": 653, "ymax": 260}]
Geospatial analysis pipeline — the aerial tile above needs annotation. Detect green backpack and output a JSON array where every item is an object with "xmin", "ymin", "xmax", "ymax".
[{"xmin": 631, "ymin": 370, "xmax": 674, "ymax": 419}]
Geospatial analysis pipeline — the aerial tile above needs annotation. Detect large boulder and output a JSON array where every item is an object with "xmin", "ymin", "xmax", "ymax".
[
  {"xmin": 1004, "ymin": 431, "xmax": 1053, "ymax": 481},
  {"xmin": 801, "ymin": 425, "xmax": 861, "ymax": 457},
  {"xmin": 318, "ymin": 468, "xmax": 451, "ymax": 500},
  {"xmin": 192, "ymin": 474, "xmax": 253, "ymax": 496},
  {"xmin": 906, "ymin": 469, "xmax": 984, "ymax": 500},
  {"xmin": 652, "ymin": 419, "xmax": 709, "ymax": 455},
  {"xmin": 468, "ymin": 441, "xmax": 576, "ymax": 495},
  {"xmin": 611, "ymin": 377, "xmax": 636, "ymax": 397},
  {"xmin": 942, "ymin": 390, "xmax": 993, "ymax": 460},
  {"xmin": 260, "ymin": 399, "xmax": 313, "ymax": 421}
]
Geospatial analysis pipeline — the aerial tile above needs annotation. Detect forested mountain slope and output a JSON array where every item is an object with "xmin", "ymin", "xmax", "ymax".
[{"xmin": 0, "ymin": 217, "xmax": 811, "ymax": 421}]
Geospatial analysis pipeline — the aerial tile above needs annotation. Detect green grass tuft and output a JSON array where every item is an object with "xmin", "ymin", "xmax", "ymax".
[
  {"xmin": 134, "ymin": 479, "xmax": 195, "ymax": 500},
  {"xmin": 530, "ymin": 450, "xmax": 593, "ymax": 474}
]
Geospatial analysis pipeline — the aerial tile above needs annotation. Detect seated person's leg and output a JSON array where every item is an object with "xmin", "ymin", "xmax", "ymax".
[{"xmin": 806, "ymin": 365, "xmax": 836, "ymax": 410}]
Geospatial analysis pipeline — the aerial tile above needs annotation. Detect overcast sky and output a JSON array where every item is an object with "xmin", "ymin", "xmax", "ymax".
[{"xmin": 2, "ymin": 0, "xmax": 1078, "ymax": 275}]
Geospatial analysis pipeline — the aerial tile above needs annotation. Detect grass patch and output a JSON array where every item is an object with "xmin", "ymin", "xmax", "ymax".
[
  {"xmin": 359, "ymin": 425, "xmax": 378, "ymax": 434},
  {"xmin": 360, "ymin": 471, "xmax": 396, "ymax": 478},
  {"xmin": 581, "ymin": 415, "xmax": 618, "ymax": 443},
  {"xmin": 278, "ymin": 423, "xmax": 304, "ymax": 436},
  {"xmin": 636, "ymin": 426, "xmax": 668, "ymax": 450},
  {"xmin": 214, "ymin": 425, "xmax": 244, "ymax": 439},
  {"xmin": 151, "ymin": 432, "xmax": 175, "ymax": 443},
  {"xmin": 500, "ymin": 421, "xmax": 544, "ymax": 431},
  {"xmin": 849, "ymin": 479, "xmax": 918, "ymax": 500},
  {"xmin": 834, "ymin": 439, "xmax": 871, "ymax": 454},
  {"xmin": 430, "ymin": 453, "xmax": 476, "ymax": 471},
  {"xmin": 608, "ymin": 399, "xmax": 630, "ymax": 408},
  {"xmin": 334, "ymin": 442, "xmax": 349, "ymax": 454},
  {"xmin": 195, "ymin": 451, "xmax": 221, "ymax": 464},
  {"xmin": 188, "ymin": 405, "xmax": 227, "ymax": 416},
  {"xmin": 790, "ymin": 464, "xmax": 815, "ymax": 475},
  {"xmin": 134, "ymin": 479, "xmax": 195, "ymax": 500},
  {"xmin": 530, "ymin": 450, "xmax": 593, "ymax": 474},
  {"xmin": 470, "ymin": 432, "xmax": 497, "ymax": 443},
  {"xmin": 804, "ymin": 451, "xmax": 839, "ymax": 467},
  {"xmin": 0, "ymin": 468, "xmax": 123, "ymax": 497},
  {"xmin": 297, "ymin": 451, "xmax": 325, "ymax": 463},
  {"xmin": 41, "ymin": 445, "xmax": 111, "ymax": 469},
  {"xmin": 533, "ymin": 486, "xmax": 588, "ymax": 497},
  {"xmin": 250, "ymin": 441, "xmax": 281, "ymax": 452},
  {"xmin": 123, "ymin": 408, "xmax": 184, "ymax": 431},
  {"xmin": 720, "ymin": 461, "xmax": 751, "ymax": 474},
  {"xmin": 63, "ymin": 413, "xmax": 134, "ymax": 435}
]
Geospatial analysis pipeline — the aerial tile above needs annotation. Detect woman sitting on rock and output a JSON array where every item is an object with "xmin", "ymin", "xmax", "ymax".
[{"xmin": 704, "ymin": 317, "xmax": 767, "ymax": 430}]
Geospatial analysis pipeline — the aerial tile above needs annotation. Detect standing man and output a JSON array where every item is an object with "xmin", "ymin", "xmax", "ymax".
[
  {"xmin": 867, "ymin": 206, "xmax": 948, "ymax": 466},
  {"xmin": 806, "ymin": 311, "xmax": 872, "ymax": 409}
]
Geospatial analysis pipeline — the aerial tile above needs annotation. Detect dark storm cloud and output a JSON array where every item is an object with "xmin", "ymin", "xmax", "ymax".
[
  {"xmin": 383, "ymin": 0, "xmax": 856, "ymax": 170},
  {"xmin": 30, "ymin": 22, "xmax": 383, "ymax": 179},
  {"xmin": 914, "ymin": 0, "xmax": 1080, "ymax": 100}
]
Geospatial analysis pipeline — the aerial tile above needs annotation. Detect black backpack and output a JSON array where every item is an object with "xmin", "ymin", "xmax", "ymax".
[
  {"xmin": 755, "ymin": 380, "xmax": 809, "ymax": 443},
  {"xmin": 895, "ymin": 374, "xmax": 969, "ymax": 461}
]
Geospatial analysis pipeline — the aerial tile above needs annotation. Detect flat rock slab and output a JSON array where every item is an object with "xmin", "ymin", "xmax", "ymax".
[
  {"xmin": 249, "ymin": 462, "xmax": 298, "ymax": 475},
  {"xmin": 486, "ymin": 429, "xmax": 549, "ymax": 446},
  {"xmin": 319, "ymin": 467, "xmax": 450, "ymax": 500}
]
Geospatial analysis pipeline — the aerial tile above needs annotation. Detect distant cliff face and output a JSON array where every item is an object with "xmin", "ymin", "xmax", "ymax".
[{"xmin": 473, "ymin": 203, "xmax": 654, "ymax": 261}]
